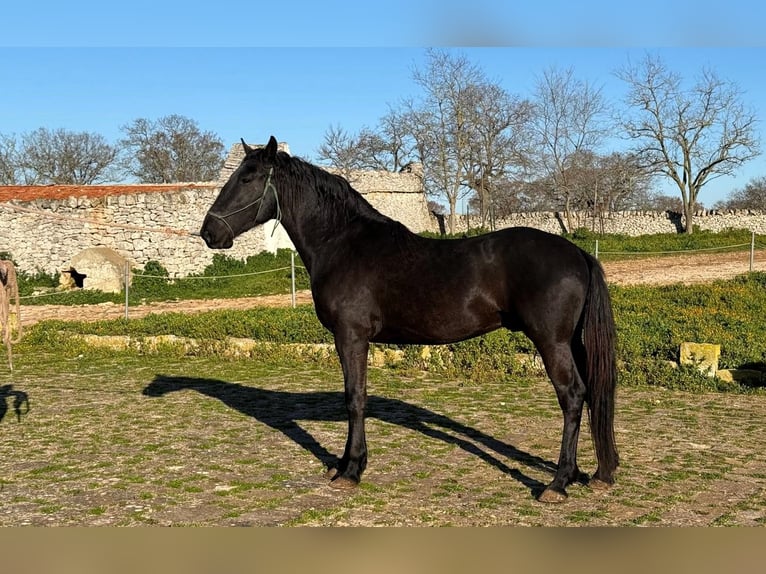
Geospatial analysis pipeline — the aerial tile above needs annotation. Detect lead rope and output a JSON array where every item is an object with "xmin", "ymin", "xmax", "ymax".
[{"xmin": 256, "ymin": 168, "xmax": 282, "ymax": 237}]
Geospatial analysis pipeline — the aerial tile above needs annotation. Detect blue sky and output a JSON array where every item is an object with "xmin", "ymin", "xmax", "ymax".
[
  {"xmin": 2, "ymin": 1, "xmax": 763, "ymax": 47},
  {"xmin": 2, "ymin": 2, "xmax": 766, "ymax": 207}
]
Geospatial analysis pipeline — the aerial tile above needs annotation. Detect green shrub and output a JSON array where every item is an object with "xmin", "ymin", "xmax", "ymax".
[
  {"xmin": 618, "ymin": 359, "xmax": 725, "ymax": 393},
  {"xmin": 419, "ymin": 227, "xmax": 492, "ymax": 239},
  {"xmin": 39, "ymin": 305, "xmax": 332, "ymax": 344}
]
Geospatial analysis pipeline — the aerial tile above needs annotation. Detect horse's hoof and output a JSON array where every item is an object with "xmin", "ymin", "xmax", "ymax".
[
  {"xmin": 588, "ymin": 478, "xmax": 613, "ymax": 491},
  {"xmin": 324, "ymin": 467, "xmax": 337, "ymax": 480},
  {"xmin": 329, "ymin": 476, "xmax": 359, "ymax": 490},
  {"xmin": 537, "ymin": 487, "xmax": 568, "ymax": 503}
]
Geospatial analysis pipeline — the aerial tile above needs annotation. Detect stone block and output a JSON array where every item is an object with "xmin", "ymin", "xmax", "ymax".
[
  {"xmin": 66, "ymin": 247, "xmax": 129, "ymax": 293},
  {"xmin": 679, "ymin": 342, "xmax": 721, "ymax": 377}
]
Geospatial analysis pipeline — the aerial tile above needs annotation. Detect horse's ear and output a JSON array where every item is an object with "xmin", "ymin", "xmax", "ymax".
[
  {"xmin": 241, "ymin": 138, "xmax": 254, "ymax": 155},
  {"xmin": 265, "ymin": 135, "xmax": 278, "ymax": 160}
]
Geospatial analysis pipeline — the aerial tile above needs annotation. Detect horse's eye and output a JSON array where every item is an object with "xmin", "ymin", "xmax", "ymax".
[{"xmin": 241, "ymin": 175, "xmax": 254, "ymax": 184}]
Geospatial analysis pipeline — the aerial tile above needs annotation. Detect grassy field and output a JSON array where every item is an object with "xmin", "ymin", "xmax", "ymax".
[{"xmin": 2, "ymin": 349, "xmax": 765, "ymax": 526}]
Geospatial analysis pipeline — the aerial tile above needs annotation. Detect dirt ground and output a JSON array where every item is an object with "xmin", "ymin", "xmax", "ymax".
[
  {"xmin": 1, "ymin": 353, "xmax": 765, "ymax": 526},
  {"xmin": 17, "ymin": 249, "xmax": 766, "ymax": 327},
  {"xmin": 601, "ymin": 248, "xmax": 766, "ymax": 287}
]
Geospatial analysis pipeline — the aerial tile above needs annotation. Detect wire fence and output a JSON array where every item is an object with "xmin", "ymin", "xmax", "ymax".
[
  {"xmin": 18, "ymin": 252, "xmax": 307, "ymax": 320},
  {"xmin": 596, "ymin": 243, "xmax": 752, "ymax": 256},
  {"xmin": 592, "ymin": 232, "xmax": 764, "ymax": 273},
  {"xmin": 120, "ymin": 252, "xmax": 303, "ymax": 319}
]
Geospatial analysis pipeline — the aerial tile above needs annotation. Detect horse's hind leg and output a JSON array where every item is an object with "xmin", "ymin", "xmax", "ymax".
[{"xmin": 536, "ymin": 341, "xmax": 587, "ymax": 503}]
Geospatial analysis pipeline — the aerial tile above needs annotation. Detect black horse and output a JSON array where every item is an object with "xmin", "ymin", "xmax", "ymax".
[{"xmin": 200, "ymin": 136, "xmax": 619, "ymax": 502}]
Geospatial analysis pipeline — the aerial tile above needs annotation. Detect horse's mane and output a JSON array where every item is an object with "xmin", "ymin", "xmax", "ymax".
[{"xmin": 273, "ymin": 152, "xmax": 399, "ymax": 229}]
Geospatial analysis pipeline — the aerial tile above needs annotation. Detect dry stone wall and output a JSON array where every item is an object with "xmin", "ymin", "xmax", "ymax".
[
  {"xmin": 0, "ymin": 185, "xmax": 268, "ymax": 277},
  {"xmin": 451, "ymin": 209, "xmax": 766, "ymax": 237}
]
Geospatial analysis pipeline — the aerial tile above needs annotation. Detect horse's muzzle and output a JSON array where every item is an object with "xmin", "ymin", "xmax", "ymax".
[{"xmin": 199, "ymin": 214, "xmax": 234, "ymax": 249}]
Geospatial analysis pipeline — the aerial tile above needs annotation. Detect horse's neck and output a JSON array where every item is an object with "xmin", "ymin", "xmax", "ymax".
[
  {"xmin": 277, "ymin": 197, "xmax": 333, "ymax": 277},
  {"xmin": 278, "ymin": 186, "xmax": 372, "ymax": 277},
  {"xmin": 280, "ymin": 218, "xmax": 320, "ymax": 277}
]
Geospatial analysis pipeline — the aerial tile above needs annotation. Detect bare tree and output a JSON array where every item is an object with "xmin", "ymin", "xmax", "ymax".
[
  {"xmin": 320, "ymin": 50, "xmax": 491, "ymax": 234},
  {"xmin": 489, "ymin": 150, "xmax": 655, "ymax": 219},
  {"xmin": 374, "ymin": 106, "xmax": 420, "ymax": 172},
  {"xmin": 0, "ymin": 133, "xmax": 23, "ymax": 184},
  {"xmin": 16, "ymin": 128, "xmax": 119, "ymax": 184},
  {"xmin": 714, "ymin": 176, "xmax": 766, "ymax": 210},
  {"xmin": 120, "ymin": 115, "xmax": 225, "ymax": 183},
  {"xmin": 411, "ymin": 50, "xmax": 485, "ymax": 234},
  {"xmin": 318, "ymin": 124, "xmax": 363, "ymax": 175},
  {"xmin": 530, "ymin": 66, "xmax": 611, "ymax": 232},
  {"xmin": 616, "ymin": 54, "xmax": 761, "ymax": 233},
  {"xmin": 464, "ymin": 82, "xmax": 534, "ymax": 229},
  {"xmin": 490, "ymin": 177, "xmax": 558, "ymax": 215},
  {"xmin": 318, "ymin": 50, "xmax": 532, "ymax": 233},
  {"xmin": 596, "ymin": 152, "xmax": 656, "ymax": 212},
  {"xmin": 563, "ymin": 149, "xmax": 604, "ymax": 215},
  {"xmin": 318, "ymin": 109, "xmax": 416, "ymax": 175}
]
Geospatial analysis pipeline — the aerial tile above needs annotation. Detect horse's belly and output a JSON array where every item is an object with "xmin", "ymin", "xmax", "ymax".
[{"xmin": 372, "ymin": 307, "xmax": 502, "ymax": 345}]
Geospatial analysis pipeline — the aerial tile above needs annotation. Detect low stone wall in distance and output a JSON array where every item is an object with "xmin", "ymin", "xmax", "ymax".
[{"xmin": 447, "ymin": 209, "xmax": 766, "ymax": 237}]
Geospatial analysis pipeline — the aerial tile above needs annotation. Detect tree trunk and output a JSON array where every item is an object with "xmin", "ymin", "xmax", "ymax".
[
  {"xmin": 683, "ymin": 200, "xmax": 694, "ymax": 234},
  {"xmin": 448, "ymin": 196, "xmax": 457, "ymax": 235}
]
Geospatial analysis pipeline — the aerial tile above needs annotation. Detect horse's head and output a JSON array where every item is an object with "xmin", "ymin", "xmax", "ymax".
[{"xmin": 200, "ymin": 135, "xmax": 281, "ymax": 249}]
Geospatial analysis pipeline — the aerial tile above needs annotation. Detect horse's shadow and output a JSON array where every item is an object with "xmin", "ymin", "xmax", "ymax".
[{"xmin": 143, "ymin": 375, "xmax": 561, "ymax": 497}]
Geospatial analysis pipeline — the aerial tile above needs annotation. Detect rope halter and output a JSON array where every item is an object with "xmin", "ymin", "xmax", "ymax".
[{"xmin": 206, "ymin": 167, "xmax": 282, "ymax": 238}]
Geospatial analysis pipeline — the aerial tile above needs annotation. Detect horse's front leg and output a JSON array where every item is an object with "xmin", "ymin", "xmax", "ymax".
[{"xmin": 329, "ymin": 329, "xmax": 370, "ymax": 489}]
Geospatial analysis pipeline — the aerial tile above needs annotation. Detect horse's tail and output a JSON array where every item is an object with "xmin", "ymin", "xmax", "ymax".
[{"xmin": 581, "ymin": 252, "xmax": 619, "ymax": 483}]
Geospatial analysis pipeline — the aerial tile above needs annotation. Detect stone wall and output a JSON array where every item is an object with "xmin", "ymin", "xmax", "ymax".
[
  {"xmin": 0, "ymin": 184, "xmax": 268, "ymax": 277},
  {"xmin": 449, "ymin": 209, "xmax": 766, "ymax": 236}
]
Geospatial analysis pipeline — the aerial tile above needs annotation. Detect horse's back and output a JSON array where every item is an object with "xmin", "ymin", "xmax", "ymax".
[{"xmin": 397, "ymin": 226, "xmax": 591, "ymax": 307}]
